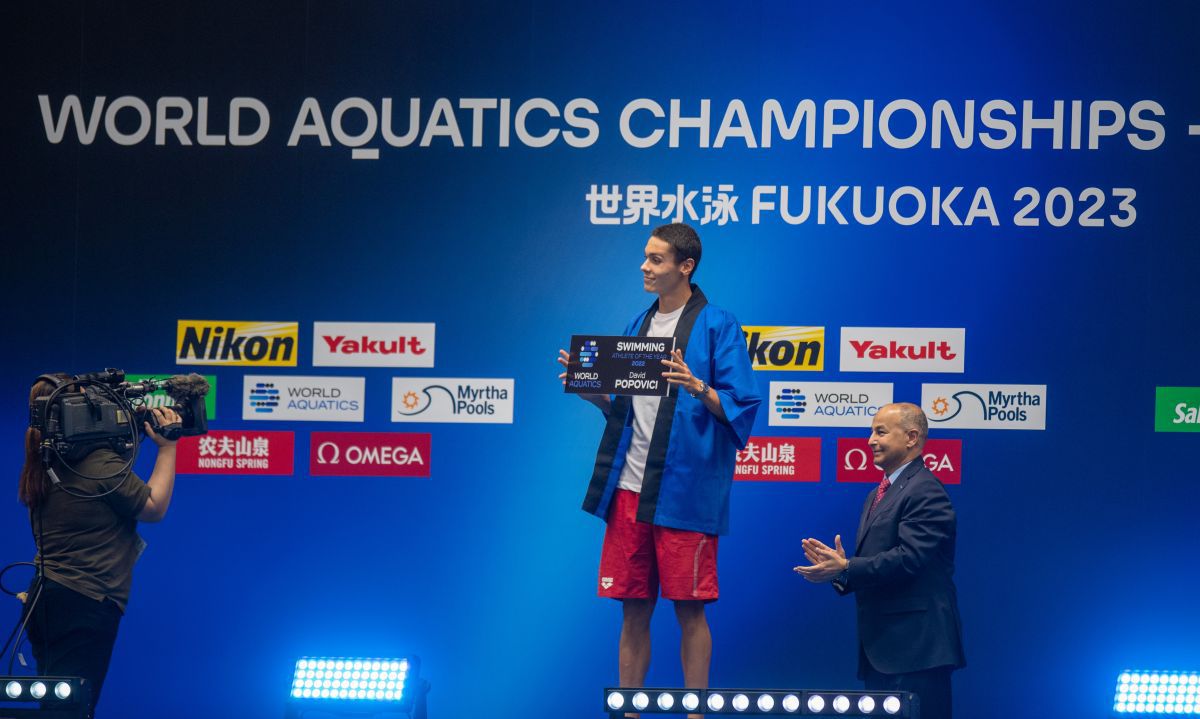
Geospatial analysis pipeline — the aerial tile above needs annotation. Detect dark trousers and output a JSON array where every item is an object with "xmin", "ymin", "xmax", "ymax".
[
  {"xmin": 25, "ymin": 579, "xmax": 122, "ymax": 718},
  {"xmin": 863, "ymin": 663, "xmax": 953, "ymax": 719}
]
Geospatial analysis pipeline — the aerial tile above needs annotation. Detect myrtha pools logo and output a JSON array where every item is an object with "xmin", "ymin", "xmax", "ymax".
[
  {"xmin": 921, "ymin": 384, "xmax": 1047, "ymax": 430},
  {"xmin": 391, "ymin": 378, "xmax": 514, "ymax": 424}
]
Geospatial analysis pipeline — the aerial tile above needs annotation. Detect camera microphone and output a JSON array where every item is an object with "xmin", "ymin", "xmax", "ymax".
[
  {"xmin": 118, "ymin": 374, "xmax": 209, "ymax": 400},
  {"xmin": 163, "ymin": 373, "xmax": 210, "ymax": 402}
]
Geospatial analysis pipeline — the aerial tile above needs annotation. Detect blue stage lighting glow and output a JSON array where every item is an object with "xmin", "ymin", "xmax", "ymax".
[
  {"xmin": 1113, "ymin": 670, "xmax": 1200, "ymax": 715},
  {"xmin": 290, "ymin": 657, "xmax": 411, "ymax": 703}
]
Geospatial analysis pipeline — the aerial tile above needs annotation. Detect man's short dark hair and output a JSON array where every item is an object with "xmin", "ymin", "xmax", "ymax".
[{"xmin": 651, "ymin": 222, "xmax": 702, "ymax": 280}]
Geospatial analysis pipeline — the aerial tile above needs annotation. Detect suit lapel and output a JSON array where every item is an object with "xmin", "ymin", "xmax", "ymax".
[
  {"xmin": 857, "ymin": 458, "xmax": 924, "ymax": 546},
  {"xmin": 855, "ymin": 489, "xmax": 875, "ymax": 548}
]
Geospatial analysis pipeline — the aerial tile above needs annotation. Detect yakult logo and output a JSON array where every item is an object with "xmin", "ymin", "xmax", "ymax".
[
  {"xmin": 313, "ymin": 322, "xmax": 435, "ymax": 367},
  {"xmin": 310, "ymin": 432, "xmax": 431, "ymax": 477},
  {"xmin": 840, "ymin": 327, "xmax": 965, "ymax": 373}
]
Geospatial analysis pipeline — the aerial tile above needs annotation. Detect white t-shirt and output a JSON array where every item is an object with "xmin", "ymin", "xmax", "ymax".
[{"xmin": 617, "ymin": 305, "xmax": 683, "ymax": 493}]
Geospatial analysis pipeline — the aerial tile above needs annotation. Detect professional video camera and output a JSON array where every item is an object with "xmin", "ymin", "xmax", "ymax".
[{"xmin": 29, "ymin": 369, "xmax": 210, "ymax": 465}]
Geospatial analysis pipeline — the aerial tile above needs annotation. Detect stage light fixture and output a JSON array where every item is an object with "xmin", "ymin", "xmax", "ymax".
[
  {"xmin": 286, "ymin": 656, "xmax": 428, "ymax": 719},
  {"xmin": 782, "ymin": 693, "xmax": 801, "ymax": 712},
  {"xmin": 632, "ymin": 692, "xmax": 649, "ymax": 711},
  {"xmin": 603, "ymin": 687, "xmax": 915, "ymax": 716},
  {"xmin": 1114, "ymin": 670, "xmax": 1200, "ymax": 715},
  {"xmin": 709, "ymin": 692, "xmax": 727, "ymax": 711},
  {"xmin": 0, "ymin": 676, "xmax": 90, "ymax": 718}
]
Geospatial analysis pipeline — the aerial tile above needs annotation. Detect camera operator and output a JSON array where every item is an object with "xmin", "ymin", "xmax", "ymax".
[{"xmin": 17, "ymin": 374, "xmax": 181, "ymax": 717}]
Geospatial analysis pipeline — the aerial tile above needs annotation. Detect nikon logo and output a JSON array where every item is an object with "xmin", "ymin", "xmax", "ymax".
[
  {"xmin": 742, "ymin": 326, "xmax": 824, "ymax": 371},
  {"xmin": 176, "ymin": 321, "xmax": 299, "ymax": 366}
]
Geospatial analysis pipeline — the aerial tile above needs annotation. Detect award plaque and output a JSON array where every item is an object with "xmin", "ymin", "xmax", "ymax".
[{"xmin": 564, "ymin": 335, "xmax": 676, "ymax": 397}]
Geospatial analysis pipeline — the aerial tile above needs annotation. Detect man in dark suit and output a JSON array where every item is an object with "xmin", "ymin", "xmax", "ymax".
[{"xmin": 795, "ymin": 403, "xmax": 965, "ymax": 719}]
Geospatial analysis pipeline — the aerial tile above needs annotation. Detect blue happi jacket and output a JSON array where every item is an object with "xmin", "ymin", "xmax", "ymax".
[{"xmin": 581, "ymin": 287, "xmax": 761, "ymax": 536}]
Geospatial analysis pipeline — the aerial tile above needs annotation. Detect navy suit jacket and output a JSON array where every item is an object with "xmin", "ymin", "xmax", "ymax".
[{"xmin": 835, "ymin": 458, "xmax": 966, "ymax": 677}]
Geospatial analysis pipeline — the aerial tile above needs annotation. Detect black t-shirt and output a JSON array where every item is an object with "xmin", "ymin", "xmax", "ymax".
[{"xmin": 31, "ymin": 448, "xmax": 151, "ymax": 612}]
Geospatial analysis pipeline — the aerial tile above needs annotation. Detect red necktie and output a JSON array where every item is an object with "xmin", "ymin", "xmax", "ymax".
[{"xmin": 869, "ymin": 476, "xmax": 890, "ymax": 513}]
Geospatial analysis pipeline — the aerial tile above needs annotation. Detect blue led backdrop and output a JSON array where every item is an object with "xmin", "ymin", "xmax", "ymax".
[{"xmin": 2, "ymin": 3, "xmax": 1198, "ymax": 718}]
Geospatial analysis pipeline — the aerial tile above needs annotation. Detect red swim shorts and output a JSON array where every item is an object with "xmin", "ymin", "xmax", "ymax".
[{"xmin": 598, "ymin": 488, "xmax": 719, "ymax": 601}]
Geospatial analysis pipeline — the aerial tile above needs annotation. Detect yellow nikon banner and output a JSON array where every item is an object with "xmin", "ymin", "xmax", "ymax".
[
  {"xmin": 742, "ymin": 326, "xmax": 825, "ymax": 371},
  {"xmin": 176, "ymin": 320, "xmax": 299, "ymax": 366}
]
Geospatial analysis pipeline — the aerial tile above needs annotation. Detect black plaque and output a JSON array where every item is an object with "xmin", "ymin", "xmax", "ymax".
[{"xmin": 564, "ymin": 335, "xmax": 676, "ymax": 397}]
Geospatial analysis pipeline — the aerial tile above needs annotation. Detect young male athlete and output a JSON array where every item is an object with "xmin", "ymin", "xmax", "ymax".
[{"xmin": 558, "ymin": 223, "xmax": 760, "ymax": 714}]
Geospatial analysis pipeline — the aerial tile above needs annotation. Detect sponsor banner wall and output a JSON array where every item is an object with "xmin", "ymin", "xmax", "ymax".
[
  {"xmin": 1155, "ymin": 387, "xmax": 1200, "ymax": 432},
  {"xmin": 176, "ymin": 430, "xmax": 295, "ymax": 475},
  {"xmin": 839, "ymin": 327, "xmax": 966, "ymax": 373},
  {"xmin": 836, "ymin": 437, "xmax": 963, "ymax": 484},
  {"xmin": 126, "ymin": 373, "xmax": 218, "ymax": 418},
  {"xmin": 310, "ymin": 431, "xmax": 431, "ymax": 477},
  {"xmin": 392, "ymin": 377, "xmax": 515, "ymax": 423},
  {"xmin": 735, "ymin": 436, "xmax": 821, "ymax": 481},
  {"xmin": 768, "ymin": 381, "xmax": 893, "ymax": 427},
  {"xmin": 243, "ymin": 375, "xmax": 365, "ymax": 422},
  {"xmin": 922, "ymin": 383, "xmax": 1047, "ymax": 430},
  {"xmin": 743, "ymin": 326, "xmax": 824, "ymax": 371},
  {"xmin": 313, "ymin": 321, "xmax": 436, "ymax": 367},
  {"xmin": 176, "ymin": 320, "xmax": 298, "ymax": 366}
]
